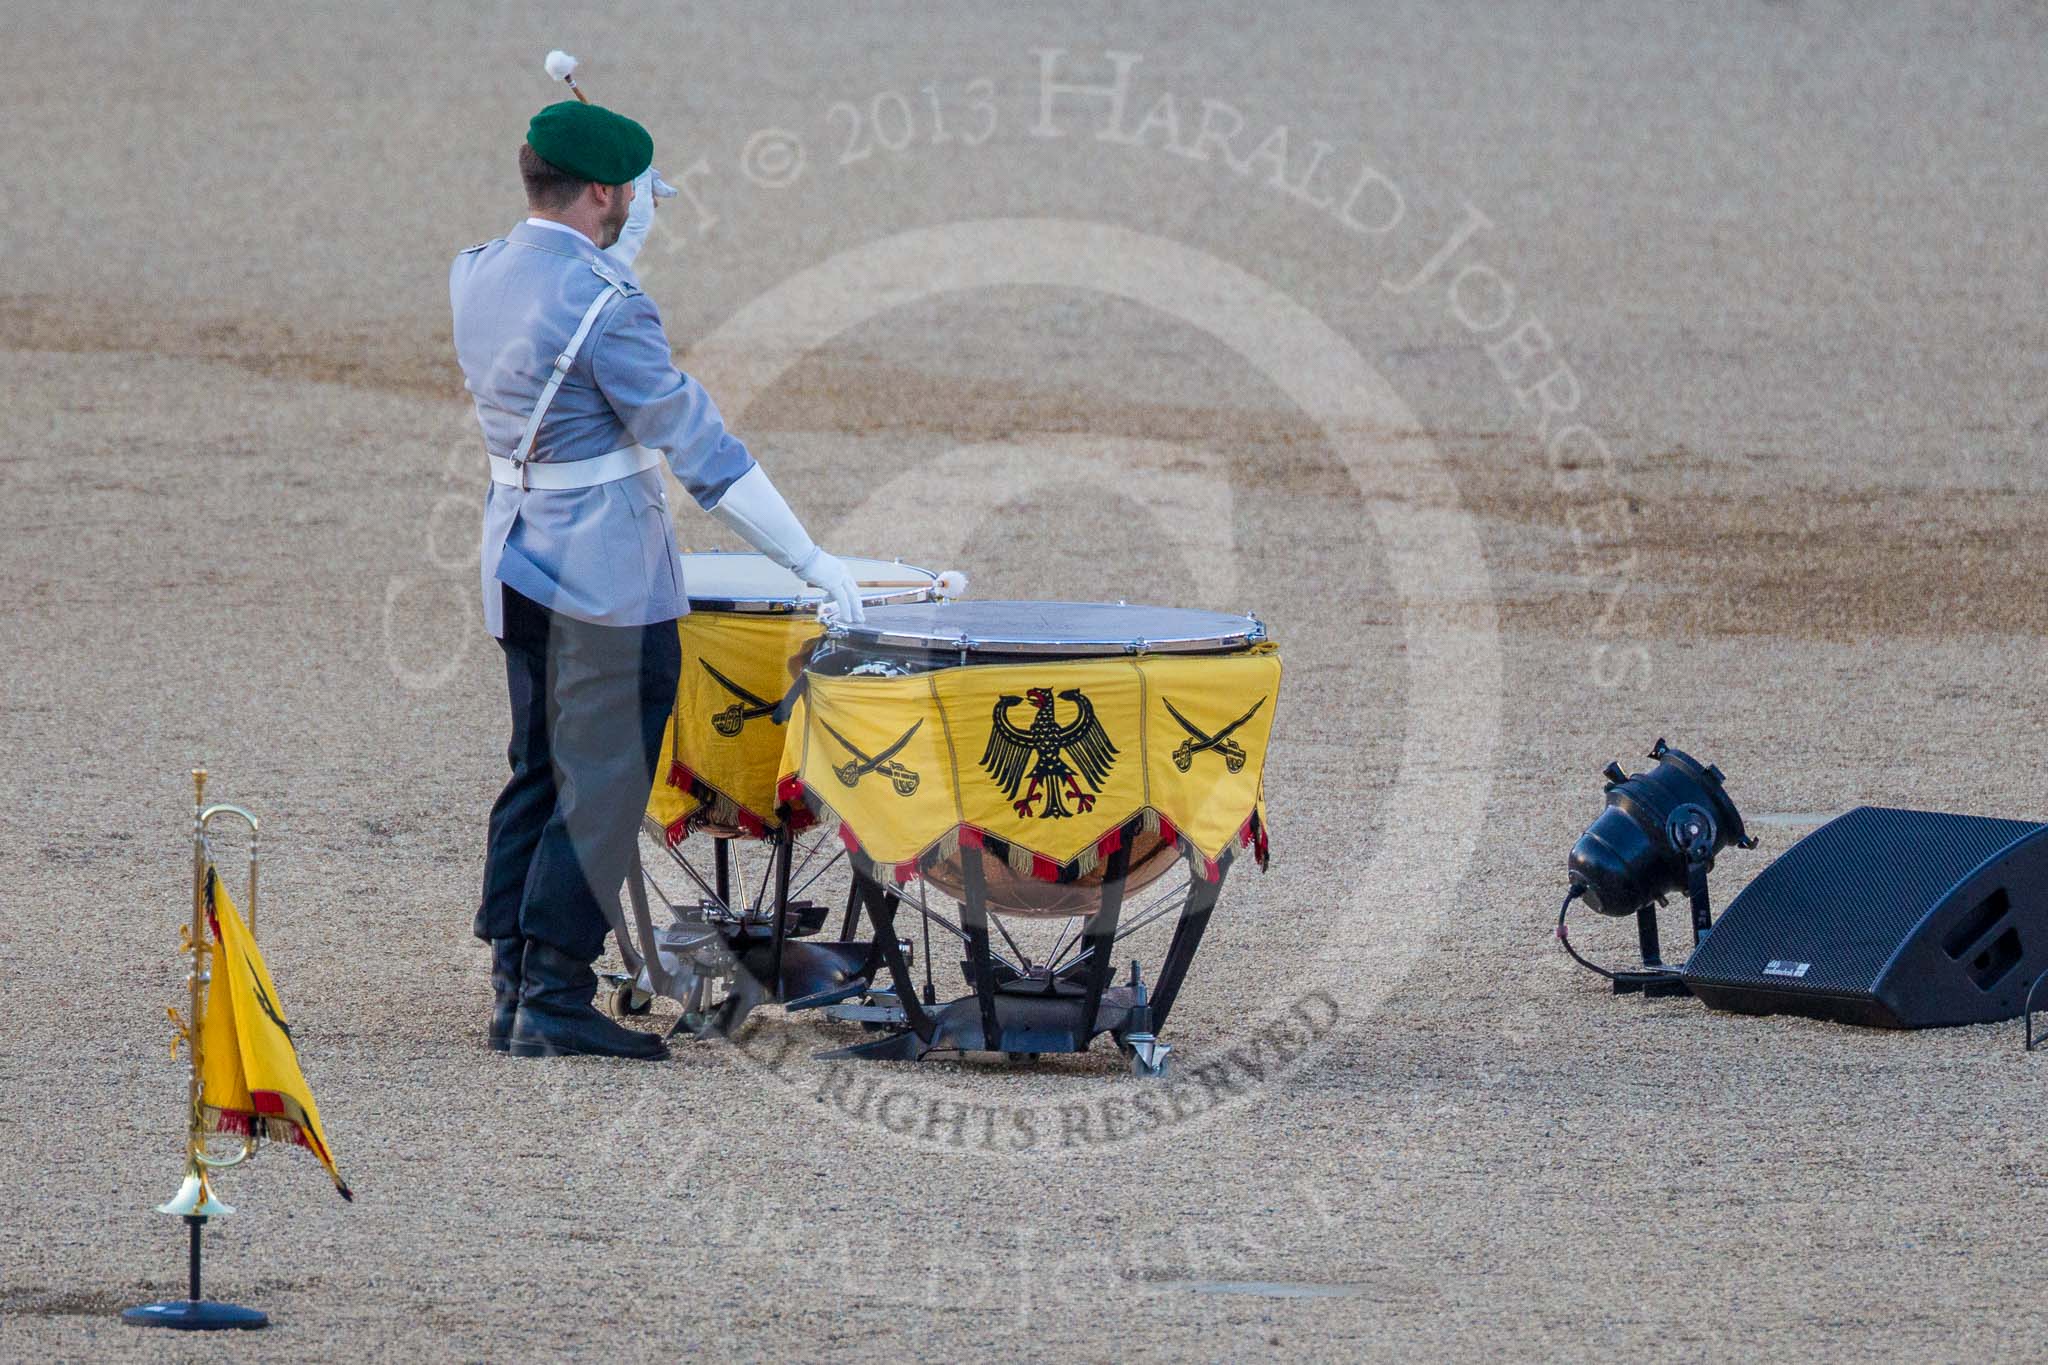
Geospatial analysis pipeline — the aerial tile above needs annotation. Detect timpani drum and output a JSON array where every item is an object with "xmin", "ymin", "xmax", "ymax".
[
  {"xmin": 777, "ymin": 601, "xmax": 1280, "ymax": 1074},
  {"xmin": 613, "ymin": 552, "xmax": 962, "ymax": 1038}
]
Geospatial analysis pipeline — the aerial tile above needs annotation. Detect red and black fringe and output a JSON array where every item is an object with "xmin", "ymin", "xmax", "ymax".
[
  {"xmin": 773, "ymin": 780, "xmax": 1272, "ymax": 888},
  {"xmin": 663, "ymin": 759, "xmax": 771, "ymax": 845}
]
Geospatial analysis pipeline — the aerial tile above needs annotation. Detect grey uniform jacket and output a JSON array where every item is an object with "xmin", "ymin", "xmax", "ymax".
[{"xmin": 450, "ymin": 221, "xmax": 755, "ymax": 638}]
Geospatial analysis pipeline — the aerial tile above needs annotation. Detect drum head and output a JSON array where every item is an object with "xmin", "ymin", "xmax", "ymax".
[
  {"xmin": 680, "ymin": 552, "xmax": 938, "ymax": 613},
  {"xmin": 833, "ymin": 600, "xmax": 1265, "ymax": 656}
]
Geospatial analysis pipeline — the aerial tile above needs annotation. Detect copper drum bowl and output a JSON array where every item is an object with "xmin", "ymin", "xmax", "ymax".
[{"xmin": 920, "ymin": 826, "xmax": 1184, "ymax": 918}]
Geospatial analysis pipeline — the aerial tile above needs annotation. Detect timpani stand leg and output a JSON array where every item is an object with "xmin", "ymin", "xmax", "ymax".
[
  {"xmin": 1077, "ymin": 844, "xmax": 1133, "ymax": 1033},
  {"xmin": 823, "ymin": 845, "xmax": 1161, "ymax": 1063},
  {"xmin": 839, "ymin": 881, "xmax": 862, "ymax": 940},
  {"xmin": 863, "ymin": 880, "xmax": 931, "ymax": 1038},
  {"xmin": 768, "ymin": 825, "xmax": 895, "ymax": 1013},
  {"xmin": 602, "ymin": 846, "xmax": 667, "ymax": 1017},
  {"xmin": 958, "ymin": 845, "xmax": 1004, "ymax": 1051},
  {"xmin": 815, "ymin": 875, "xmax": 937, "ymax": 1060},
  {"xmin": 766, "ymin": 826, "xmax": 792, "ymax": 1001},
  {"xmin": 696, "ymin": 828, "xmax": 796, "ymax": 1039},
  {"xmin": 1142, "ymin": 866, "xmax": 1226, "ymax": 1035},
  {"xmin": 679, "ymin": 834, "xmax": 773, "ymax": 1039},
  {"xmin": 613, "ymin": 847, "xmax": 651, "ymax": 987},
  {"xmin": 624, "ymin": 818, "xmax": 891, "ymax": 1030}
]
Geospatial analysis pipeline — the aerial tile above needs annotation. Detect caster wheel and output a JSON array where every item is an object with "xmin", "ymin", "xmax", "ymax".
[
  {"xmin": 612, "ymin": 983, "xmax": 653, "ymax": 1017},
  {"xmin": 1131, "ymin": 1051, "xmax": 1169, "ymax": 1079},
  {"xmin": 1005, "ymin": 1051, "xmax": 1040, "ymax": 1063}
]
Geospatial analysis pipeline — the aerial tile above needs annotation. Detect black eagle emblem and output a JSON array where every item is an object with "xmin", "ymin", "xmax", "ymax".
[{"xmin": 981, "ymin": 686, "xmax": 1118, "ymax": 819}]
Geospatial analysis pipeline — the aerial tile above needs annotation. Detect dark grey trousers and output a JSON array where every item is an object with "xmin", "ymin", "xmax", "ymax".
[{"xmin": 476, "ymin": 587, "xmax": 681, "ymax": 962}]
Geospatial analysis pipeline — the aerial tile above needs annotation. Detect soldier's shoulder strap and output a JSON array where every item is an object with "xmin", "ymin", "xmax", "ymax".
[
  {"xmin": 457, "ymin": 238, "xmax": 497, "ymax": 256},
  {"xmin": 586, "ymin": 255, "xmax": 642, "ymax": 297}
]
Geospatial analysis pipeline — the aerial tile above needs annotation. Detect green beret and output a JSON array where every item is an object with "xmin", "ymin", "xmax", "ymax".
[{"xmin": 525, "ymin": 100, "xmax": 653, "ymax": 185}]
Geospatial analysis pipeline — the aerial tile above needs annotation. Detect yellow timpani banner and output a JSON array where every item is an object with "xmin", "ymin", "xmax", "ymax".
[
  {"xmin": 778, "ymin": 645, "xmax": 1280, "ymax": 881},
  {"xmin": 199, "ymin": 869, "xmax": 350, "ymax": 1200},
  {"xmin": 648, "ymin": 612, "xmax": 823, "ymax": 840}
]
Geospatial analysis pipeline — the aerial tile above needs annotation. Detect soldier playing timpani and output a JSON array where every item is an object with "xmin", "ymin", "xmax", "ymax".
[{"xmin": 450, "ymin": 99, "xmax": 865, "ymax": 1060}]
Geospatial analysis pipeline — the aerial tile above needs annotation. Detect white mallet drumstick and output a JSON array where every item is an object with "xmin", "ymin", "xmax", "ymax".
[
  {"xmin": 544, "ymin": 50, "xmax": 590, "ymax": 103},
  {"xmin": 855, "ymin": 570, "xmax": 969, "ymax": 597}
]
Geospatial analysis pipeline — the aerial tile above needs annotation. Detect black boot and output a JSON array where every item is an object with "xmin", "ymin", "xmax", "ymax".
[
  {"xmin": 488, "ymin": 937, "xmax": 524, "ymax": 1053},
  {"xmin": 508, "ymin": 940, "xmax": 668, "ymax": 1060}
]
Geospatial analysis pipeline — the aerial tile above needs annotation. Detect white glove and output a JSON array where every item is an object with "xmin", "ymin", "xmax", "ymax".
[
  {"xmin": 707, "ymin": 465, "xmax": 865, "ymax": 623},
  {"xmin": 605, "ymin": 168, "xmax": 677, "ymax": 268},
  {"xmin": 791, "ymin": 548, "xmax": 865, "ymax": 626}
]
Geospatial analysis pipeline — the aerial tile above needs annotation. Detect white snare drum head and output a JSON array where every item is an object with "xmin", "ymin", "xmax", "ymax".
[
  {"xmin": 680, "ymin": 552, "xmax": 938, "ymax": 613},
  {"xmin": 834, "ymin": 601, "xmax": 1266, "ymax": 655}
]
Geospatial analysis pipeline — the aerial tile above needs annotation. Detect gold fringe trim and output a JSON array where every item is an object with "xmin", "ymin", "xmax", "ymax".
[
  {"xmin": 203, "ymin": 1106, "xmax": 304, "ymax": 1150},
  {"xmin": 668, "ymin": 762, "xmax": 770, "ymax": 837}
]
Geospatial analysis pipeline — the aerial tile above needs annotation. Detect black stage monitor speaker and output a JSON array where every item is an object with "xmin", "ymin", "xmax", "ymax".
[{"xmin": 1682, "ymin": 806, "xmax": 2048, "ymax": 1028}]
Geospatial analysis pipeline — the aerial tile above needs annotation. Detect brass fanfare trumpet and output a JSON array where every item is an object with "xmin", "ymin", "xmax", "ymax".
[{"xmin": 156, "ymin": 768, "xmax": 261, "ymax": 1218}]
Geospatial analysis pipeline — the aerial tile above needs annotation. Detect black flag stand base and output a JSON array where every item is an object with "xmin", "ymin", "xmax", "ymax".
[{"xmin": 121, "ymin": 1215, "xmax": 268, "ymax": 1331}]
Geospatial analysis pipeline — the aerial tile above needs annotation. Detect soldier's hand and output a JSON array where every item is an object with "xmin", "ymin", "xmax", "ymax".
[
  {"xmin": 607, "ymin": 169, "xmax": 661, "ymax": 266},
  {"xmin": 706, "ymin": 465, "xmax": 859, "ymax": 620},
  {"xmin": 794, "ymin": 549, "xmax": 865, "ymax": 625}
]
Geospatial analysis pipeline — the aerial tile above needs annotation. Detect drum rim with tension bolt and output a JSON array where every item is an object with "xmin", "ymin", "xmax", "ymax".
[
  {"xmin": 679, "ymin": 550, "xmax": 941, "ymax": 614},
  {"xmin": 827, "ymin": 600, "xmax": 1267, "ymax": 656}
]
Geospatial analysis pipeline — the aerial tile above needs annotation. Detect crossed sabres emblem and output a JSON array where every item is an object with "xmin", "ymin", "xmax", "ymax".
[
  {"xmin": 700, "ymin": 658, "xmax": 775, "ymax": 737},
  {"xmin": 822, "ymin": 719, "xmax": 923, "ymax": 796},
  {"xmin": 1162, "ymin": 695, "xmax": 1266, "ymax": 774},
  {"xmin": 707, "ymin": 650, "xmax": 926, "ymax": 796}
]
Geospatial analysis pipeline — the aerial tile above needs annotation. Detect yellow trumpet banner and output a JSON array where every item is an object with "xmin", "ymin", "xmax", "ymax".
[
  {"xmin": 199, "ymin": 869, "xmax": 350, "ymax": 1200},
  {"xmin": 779, "ymin": 645, "xmax": 1280, "ymax": 879},
  {"xmin": 647, "ymin": 612, "xmax": 822, "ymax": 839}
]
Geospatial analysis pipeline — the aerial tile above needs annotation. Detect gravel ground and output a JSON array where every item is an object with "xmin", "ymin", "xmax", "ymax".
[{"xmin": 3, "ymin": 1, "xmax": 2046, "ymax": 1360}]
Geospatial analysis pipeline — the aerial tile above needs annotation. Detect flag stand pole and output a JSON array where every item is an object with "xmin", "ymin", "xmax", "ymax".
[
  {"xmin": 122, "ymin": 769, "xmax": 269, "ymax": 1332},
  {"xmin": 121, "ymin": 1213, "xmax": 267, "ymax": 1331}
]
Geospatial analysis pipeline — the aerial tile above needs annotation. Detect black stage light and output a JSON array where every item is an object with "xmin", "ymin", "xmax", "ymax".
[{"xmin": 1558, "ymin": 737, "xmax": 1756, "ymax": 996}]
